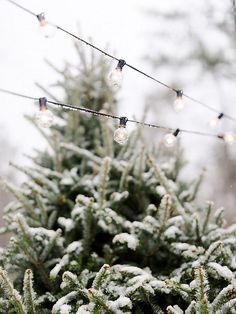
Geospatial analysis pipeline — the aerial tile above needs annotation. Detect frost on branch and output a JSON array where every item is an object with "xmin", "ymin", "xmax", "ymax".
[{"xmin": 1, "ymin": 45, "xmax": 236, "ymax": 313}]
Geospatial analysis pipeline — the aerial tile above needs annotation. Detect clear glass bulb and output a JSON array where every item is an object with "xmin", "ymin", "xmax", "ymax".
[
  {"xmin": 173, "ymin": 97, "xmax": 184, "ymax": 112},
  {"xmin": 209, "ymin": 117, "xmax": 219, "ymax": 128},
  {"xmin": 223, "ymin": 132, "xmax": 235, "ymax": 145},
  {"xmin": 114, "ymin": 126, "xmax": 129, "ymax": 145},
  {"xmin": 35, "ymin": 108, "xmax": 54, "ymax": 128},
  {"xmin": 108, "ymin": 68, "xmax": 123, "ymax": 89},
  {"xmin": 39, "ymin": 21, "xmax": 56, "ymax": 38},
  {"xmin": 164, "ymin": 133, "xmax": 177, "ymax": 147}
]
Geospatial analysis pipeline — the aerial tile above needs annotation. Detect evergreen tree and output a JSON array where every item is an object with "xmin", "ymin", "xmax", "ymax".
[{"xmin": 0, "ymin": 44, "xmax": 236, "ymax": 313}]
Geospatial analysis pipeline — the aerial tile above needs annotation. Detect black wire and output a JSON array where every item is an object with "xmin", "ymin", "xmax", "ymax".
[
  {"xmin": 56, "ymin": 26, "xmax": 120, "ymax": 62},
  {"xmin": 0, "ymin": 88, "xmax": 38, "ymax": 101},
  {"xmin": 48, "ymin": 100, "xmax": 120, "ymax": 120},
  {"xmin": 0, "ymin": 87, "xmax": 224, "ymax": 141},
  {"xmin": 6, "ymin": 0, "xmax": 37, "ymax": 17},
  {"xmin": 4, "ymin": 0, "xmax": 236, "ymax": 123}
]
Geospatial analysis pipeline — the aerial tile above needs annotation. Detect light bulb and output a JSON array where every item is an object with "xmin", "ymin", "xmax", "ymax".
[
  {"xmin": 114, "ymin": 117, "xmax": 129, "ymax": 145},
  {"xmin": 108, "ymin": 59, "xmax": 126, "ymax": 89},
  {"xmin": 209, "ymin": 113, "xmax": 223, "ymax": 129},
  {"xmin": 164, "ymin": 129, "xmax": 180, "ymax": 148},
  {"xmin": 222, "ymin": 132, "xmax": 235, "ymax": 145},
  {"xmin": 174, "ymin": 90, "xmax": 184, "ymax": 112},
  {"xmin": 108, "ymin": 68, "xmax": 123, "ymax": 88},
  {"xmin": 164, "ymin": 133, "xmax": 177, "ymax": 147},
  {"xmin": 37, "ymin": 13, "xmax": 56, "ymax": 38},
  {"xmin": 35, "ymin": 97, "xmax": 54, "ymax": 128}
]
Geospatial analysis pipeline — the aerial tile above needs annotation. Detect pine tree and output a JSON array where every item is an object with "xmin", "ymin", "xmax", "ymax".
[{"xmin": 0, "ymin": 44, "xmax": 236, "ymax": 313}]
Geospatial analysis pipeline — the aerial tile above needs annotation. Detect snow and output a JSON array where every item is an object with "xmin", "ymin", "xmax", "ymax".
[
  {"xmin": 164, "ymin": 226, "xmax": 181, "ymax": 238},
  {"xmin": 58, "ymin": 217, "xmax": 75, "ymax": 232},
  {"xmin": 71, "ymin": 206, "xmax": 84, "ymax": 219},
  {"xmin": 230, "ymin": 257, "xmax": 236, "ymax": 269},
  {"xmin": 152, "ymin": 280, "xmax": 170, "ymax": 293},
  {"xmin": 114, "ymin": 265, "xmax": 148, "ymax": 276},
  {"xmin": 108, "ymin": 296, "xmax": 132, "ymax": 313},
  {"xmin": 127, "ymin": 274, "xmax": 155, "ymax": 295},
  {"xmin": 167, "ymin": 305, "xmax": 184, "ymax": 313},
  {"xmin": 66, "ymin": 241, "xmax": 83, "ymax": 254},
  {"xmin": 113, "ymin": 233, "xmax": 139, "ymax": 250},
  {"xmin": 173, "ymin": 243, "xmax": 193, "ymax": 251},
  {"xmin": 61, "ymin": 271, "xmax": 77, "ymax": 290},
  {"xmin": 76, "ymin": 304, "xmax": 94, "ymax": 314},
  {"xmin": 192, "ymin": 261, "xmax": 201, "ymax": 268},
  {"xmin": 52, "ymin": 291, "xmax": 77, "ymax": 313},
  {"xmin": 156, "ymin": 186, "xmax": 166, "ymax": 196},
  {"xmin": 208, "ymin": 262, "xmax": 234, "ymax": 280},
  {"xmin": 111, "ymin": 191, "xmax": 129, "ymax": 202},
  {"xmin": 50, "ymin": 264, "xmax": 61, "ymax": 279},
  {"xmin": 28, "ymin": 227, "xmax": 56, "ymax": 238},
  {"xmin": 50, "ymin": 254, "xmax": 69, "ymax": 279},
  {"xmin": 60, "ymin": 177, "xmax": 74, "ymax": 185},
  {"xmin": 60, "ymin": 304, "xmax": 71, "ymax": 314}
]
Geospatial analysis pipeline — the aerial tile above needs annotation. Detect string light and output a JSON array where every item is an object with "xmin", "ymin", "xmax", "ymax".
[
  {"xmin": 35, "ymin": 97, "xmax": 54, "ymax": 128},
  {"xmin": 209, "ymin": 113, "xmax": 224, "ymax": 129},
  {"xmin": 108, "ymin": 60, "xmax": 126, "ymax": 89},
  {"xmin": 4, "ymin": 0, "xmax": 236, "ymax": 125},
  {"xmin": 37, "ymin": 13, "xmax": 56, "ymax": 38},
  {"xmin": 222, "ymin": 132, "xmax": 236, "ymax": 144},
  {"xmin": 114, "ymin": 117, "xmax": 129, "ymax": 145},
  {"xmin": 164, "ymin": 129, "xmax": 180, "ymax": 147},
  {"xmin": 174, "ymin": 90, "xmax": 184, "ymax": 112},
  {"xmin": 1, "ymin": 87, "xmax": 235, "ymax": 148}
]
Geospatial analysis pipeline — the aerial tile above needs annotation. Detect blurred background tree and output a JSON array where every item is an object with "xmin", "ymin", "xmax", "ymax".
[
  {"xmin": 0, "ymin": 129, "xmax": 15, "ymax": 245},
  {"xmin": 145, "ymin": 0, "xmax": 236, "ymax": 221}
]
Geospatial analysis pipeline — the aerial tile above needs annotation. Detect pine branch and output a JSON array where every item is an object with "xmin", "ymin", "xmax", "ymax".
[
  {"xmin": 40, "ymin": 229, "xmax": 62, "ymax": 262},
  {"xmin": 60, "ymin": 142, "xmax": 102, "ymax": 165},
  {"xmin": 202, "ymin": 201, "xmax": 213, "ymax": 234},
  {"xmin": 0, "ymin": 267, "xmax": 26, "ymax": 314},
  {"xmin": 148, "ymin": 155, "xmax": 185, "ymax": 215},
  {"xmin": 92, "ymin": 264, "xmax": 110, "ymax": 290},
  {"xmin": 23, "ymin": 269, "xmax": 37, "ymax": 314},
  {"xmin": 98, "ymin": 157, "xmax": 111, "ymax": 208},
  {"xmin": 194, "ymin": 266, "xmax": 211, "ymax": 314}
]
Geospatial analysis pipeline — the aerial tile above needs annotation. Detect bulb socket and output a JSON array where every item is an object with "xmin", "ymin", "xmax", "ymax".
[
  {"xmin": 116, "ymin": 59, "xmax": 126, "ymax": 70},
  {"xmin": 37, "ymin": 12, "xmax": 46, "ymax": 22},
  {"xmin": 119, "ymin": 116, "xmax": 128, "ymax": 127},
  {"xmin": 218, "ymin": 113, "xmax": 224, "ymax": 120},
  {"xmin": 173, "ymin": 128, "xmax": 180, "ymax": 137},
  {"xmin": 176, "ymin": 90, "xmax": 183, "ymax": 98},
  {"xmin": 39, "ymin": 97, "xmax": 48, "ymax": 110}
]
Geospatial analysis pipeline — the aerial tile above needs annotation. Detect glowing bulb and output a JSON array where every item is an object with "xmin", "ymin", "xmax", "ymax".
[
  {"xmin": 108, "ymin": 59, "xmax": 126, "ymax": 89},
  {"xmin": 222, "ymin": 132, "xmax": 235, "ymax": 145},
  {"xmin": 108, "ymin": 68, "xmax": 123, "ymax": 88},
  {"xmin": 164, "ymin": 129, "xmax": 180, "ymax": 148},
  {"xmin": 37, "ymin": 13, "xmax": 56, "ymax": 38},
  {"xmin": 114, "ymin": 117, "xmax": 129, "ymax": 145},
  {"xmin": 174, "ymin": 90, "xmax": 184, "ymax": 112},
  {"xmin": 35, "ymin": 97, "xmax": 54, "ymax": 128},
  {"xmin": 209, "ymin": 113, "xmax": 223, "ymax": 129},
  {"xmin": 164, "ymin": 134, "xmax": 176, "ymax": 147}
]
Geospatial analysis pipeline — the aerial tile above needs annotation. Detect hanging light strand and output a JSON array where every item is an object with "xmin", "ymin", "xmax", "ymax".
[
  {"xmin": 0, "ymin": 87, "xmax": 234, "ymax": 144},
  {"xmin": 4, "ymin": 0, "xmax": 236, "ymax": 123}
]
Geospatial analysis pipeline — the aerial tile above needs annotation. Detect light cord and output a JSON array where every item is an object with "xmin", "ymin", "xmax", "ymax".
[
  {"xmin": 4, "ymin": 0, "xmax": 236, "ymax": 123},
  {"xmin": 0, "ymin": 87, "xmax": 225, "ymax": 142}
]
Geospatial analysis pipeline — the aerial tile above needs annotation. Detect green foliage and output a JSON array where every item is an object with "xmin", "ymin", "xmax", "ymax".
[{"xmin": 0, "ymin": 46, "xmax": 236, "ymax": 313}]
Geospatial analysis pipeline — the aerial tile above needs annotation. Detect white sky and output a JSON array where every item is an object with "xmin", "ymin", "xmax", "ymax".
[{"xmin": 0, "ymin": 0, "xmax": 236, "ymax": 212}]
